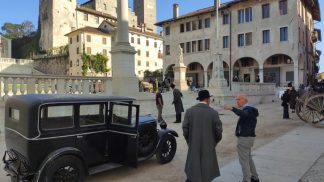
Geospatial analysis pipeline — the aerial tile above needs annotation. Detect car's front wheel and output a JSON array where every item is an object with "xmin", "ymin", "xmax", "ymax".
[
  {"xmin": 156, "ymin": 134, "xmax": 177, "ymax": 164},
  {"xmin": 40, "ymin": 155, "xmax": 85, "ymax": 182}
]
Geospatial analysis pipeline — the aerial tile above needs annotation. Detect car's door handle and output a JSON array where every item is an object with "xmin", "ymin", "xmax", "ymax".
[{"xmin": 77, "ymin": 135, "xmax": 84, "ymax": 139}]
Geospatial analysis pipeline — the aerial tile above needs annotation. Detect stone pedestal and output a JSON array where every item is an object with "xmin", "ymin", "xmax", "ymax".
[
  {"xmin": 209, "ymin": 78, "xmax": 230, "ymax": 99},
  {"xmin": 173, "ymin": 63, "xmax": 188, "ymax": 91},
  {"xmin": 111, "ymin": 0, "xmax": 138, "ymax": 96},
  {"xmin": 209, "ymin": 53, "xmax": 229, "ymax": 96},
  {"xmin": 111, "ymin": 43, "xmax": 138, "ymax": 96}
]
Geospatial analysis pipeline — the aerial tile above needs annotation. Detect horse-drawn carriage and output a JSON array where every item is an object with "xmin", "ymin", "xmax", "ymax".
[{"xmin": 295, "ymin": 82, "xmax": 324, "ymax": 127}]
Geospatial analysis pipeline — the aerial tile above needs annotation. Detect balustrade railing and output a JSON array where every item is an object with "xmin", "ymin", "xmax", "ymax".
[
  {"xmin": 231, "ymin": 82, "xmax": 276, "ymax": 95},
  {"xmin": 0, "ymin": 74, "xmax": 112, "ymax": 100},
  {"xmin": 0, "ymin": 58, "xmax": 33, "ymax": 65}
]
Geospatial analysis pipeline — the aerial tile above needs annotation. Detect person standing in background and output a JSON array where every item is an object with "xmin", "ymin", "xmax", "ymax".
[
  {"xmin": 171, "ymin": 83, "xmax": 184, "ymax": 123},
  {"xmin": 281, "ymin": 89, "xmax": 290, "ymax": 119},
  {"xmin": 155, "ymin": 88, "xmax": 164, "ymax": 123}
]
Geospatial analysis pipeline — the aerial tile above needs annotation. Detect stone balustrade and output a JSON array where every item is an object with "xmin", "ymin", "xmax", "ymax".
[
  {"xmin": 0, "ymin": 58, "xmax": 33, "ymax": 65},
  {"xmin": 231, "ymin": 82, "xmax": 276, "ymax": 95},
  {"xmin": 0, "ymin": 74, "xmax": 112, "ymax": 100}
]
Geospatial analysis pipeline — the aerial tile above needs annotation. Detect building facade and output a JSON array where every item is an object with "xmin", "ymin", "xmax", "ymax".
[
  {"xmin": 39, "ymin": 0, "xmax": 161, "ymax": 78},
  {"xmin": 156, "ymin": 0, "xmax": 321, "ymax": 88},
  {"xmin": 0, "ymin": 35, "xmax": 12, "ymax": 58},
  {"xmin": 66, "ymin": 20, "xmax": 163, "ymax": 78},
  {"xmin": 39, "ymin": 0, "xmax": 157, "ymax": 51}
]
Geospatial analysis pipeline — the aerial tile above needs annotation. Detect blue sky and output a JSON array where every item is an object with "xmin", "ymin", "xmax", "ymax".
[{"xmin": 0, "ymin": 0, "xmax": 323, "ymax": 72}]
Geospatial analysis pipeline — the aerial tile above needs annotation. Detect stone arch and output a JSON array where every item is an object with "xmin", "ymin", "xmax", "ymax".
[
  {"xmin": 263, "ymin": 54, "xmax": 294, "ymax": 86},
  {"xmin": 207, "ymin": 61, "xmax": 230, "ymax": 82},
  {"xmin": 164, "ymin": 64, "xmax": 175, "ymax": 83},
  {"xmin": 186, "ymin": 62, "xmax": 205, "ymax": 88},
  {"xmin": 233, "ymin": 57, "xmax": 259, "ymax": 82}
]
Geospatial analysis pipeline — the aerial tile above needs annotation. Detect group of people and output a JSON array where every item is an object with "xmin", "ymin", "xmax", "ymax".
[
  {"xmin": 149, "ymin": 77, "xmax": 172, "ymax": 93},
  {"xmin": 281, "ymin": 86, "xmax": 298, "ymax": 119},
  {"xmin": 156, "ymin": 85, "xmax": 260, "ymax": 182},
  {"xmin": 155, "ymin": 83, "xmax": 184, "ymax": 124}
]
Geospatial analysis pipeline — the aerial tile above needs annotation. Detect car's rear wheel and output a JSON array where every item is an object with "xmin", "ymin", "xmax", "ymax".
[
  {"xmin": 138, "ymin": 124, "xmax": 159, "ymax": 157},
  {"xmin": 156, "ymin": 134, "xmax": 177, "ymax": 164},
  {"xmin": 41, "ymin": 155, "xmax": 85, "ymax": 182}
]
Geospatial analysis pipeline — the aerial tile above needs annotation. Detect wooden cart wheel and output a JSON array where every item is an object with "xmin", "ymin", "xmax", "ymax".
[
  {"xmin": 303, "ymin": 94, "xmax": 324, "ymax": 127},
  {"xmin": 295, "ymin": 99, "xmax": 307, "ymax": 122}
]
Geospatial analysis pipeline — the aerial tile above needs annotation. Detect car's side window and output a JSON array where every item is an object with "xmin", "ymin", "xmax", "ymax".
[
  {"xmin": 40, "ymin": 105, "xmax": 74, "ymax": 130},
  {"xmin": 79, "ymin": 103, "xmax": 105, "ymax": 126},
  {"xmin": 9, "ymin": 108, "xmax": 20, "ymax": 122},
  {"xmin": 112, "ymin": 104, "xmax": 135, "ymax": 127}
]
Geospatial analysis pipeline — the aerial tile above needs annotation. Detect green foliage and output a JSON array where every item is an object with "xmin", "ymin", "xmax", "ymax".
[
  {"xmin": 1, "ymin": 21, "xmax": 35, "ymax": 39},
  {"xmin": 81, "ymin": 53, "xmax": 110, "ymax": 76},
  {"xmin": 144, "ymin": 69, "xmax": 163, "ymax": 79},
  {"xmin": 2, "ymin": 20, "xmax": 40, "ymax": 59}
]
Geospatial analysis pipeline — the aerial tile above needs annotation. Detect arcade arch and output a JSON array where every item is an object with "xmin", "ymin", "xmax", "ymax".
[
  {"xmin": 207, "ymin": 61, "xmax": 230, "ymax": 86},
  {"xmin": 164, "ymin": 64, "xmax": 175, "ymax": 83},
  {"xmin": 263, "ymin": 54, "xmax": 294, "ymax": 86},
  {"xmin": 186, "ymin": 62, "xmax": 204, "ymax": 88},
  {"xmin": 233, "ymin": 57, "xmax": 259, "ymax": 82}
]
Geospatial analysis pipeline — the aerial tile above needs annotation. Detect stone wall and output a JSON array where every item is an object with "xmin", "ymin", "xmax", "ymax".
[{"xmin": 34, "ymin": 56, "xmax": 69, "ymax": 75}]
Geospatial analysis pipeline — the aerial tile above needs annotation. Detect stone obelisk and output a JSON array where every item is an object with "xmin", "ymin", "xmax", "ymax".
[
  {"xmin": 209, "ymin": 0, "xmax": 228, "ymax": 92},
  {"xmin": 173, "ymin": 45, "xmax": 188, "ymax": 91},
  {"xmin": 111, "ymin": 0, "xmax": 138, "ymax": 96}
]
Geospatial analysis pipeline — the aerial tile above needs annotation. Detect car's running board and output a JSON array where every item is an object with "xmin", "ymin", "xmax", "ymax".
[{"xmin": 88, "ymin": 162, "xmax": 123, "ymax": 175}]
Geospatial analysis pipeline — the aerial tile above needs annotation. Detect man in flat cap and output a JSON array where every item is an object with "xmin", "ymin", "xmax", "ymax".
[{"xmin": 182, "ymin": 90, "xmax": 223, "ymax": 182}]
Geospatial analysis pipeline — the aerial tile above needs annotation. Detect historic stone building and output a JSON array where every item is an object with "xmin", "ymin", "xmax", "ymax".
[
  {"xmin": 0, "ymin": 35, "xmax": 12, "ymax": 58},
  {"xmin": 156, "ymin": 0, "xmax": 321, "ymax": 88},
  {"xmin": 65, "ymin": 19, "xmax": 163, "ymax": 78},
  {"xmin": 39, "ymin": 0, "xmax": 162, "ymax": 77},
  {"xmin": 39, "ymin": 0, "xmax": 158, "ymax": 51}
]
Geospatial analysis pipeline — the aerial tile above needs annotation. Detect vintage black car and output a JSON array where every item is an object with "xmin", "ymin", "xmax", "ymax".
[{"xmin": 3, "ymin": 94, "xmax": 178, "ymax": 181}]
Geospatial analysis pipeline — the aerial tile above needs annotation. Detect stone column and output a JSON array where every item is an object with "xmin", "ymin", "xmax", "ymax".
[
  {"xmin": 294, "ymin": 60, "xmax": 299, "ymax": 88},
  {"xmin": 204, "ymin": 71, "xmax": 208, "ymax": 88},
  {"xmin": 117, "ymin": 0, "xmax": 129, "ymax": 44},
  {"xmin": 173, "ymin": 63, "xmax": 188, "ymax": 91},
  {"xmin": 111, "ymin": 0, "xmax": 138, "ymax": 96},
  {"xmin": 259, "ymin": 65, "xmax": 264, "ymax": 83}
]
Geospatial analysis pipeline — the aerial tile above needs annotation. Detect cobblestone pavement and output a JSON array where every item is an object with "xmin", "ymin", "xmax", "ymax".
[
  {"xmin": 0, "ymin": 95, "xmax": 323, "ymax": 182},
  {"xmin": 299, "ymin": 153, "xmax": 324, "ymax": 182}
]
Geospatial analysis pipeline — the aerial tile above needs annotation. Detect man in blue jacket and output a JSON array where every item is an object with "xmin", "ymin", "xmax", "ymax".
[{"xmin": 224, "ymin": 93, "xmax": 260, "ymax": 182}]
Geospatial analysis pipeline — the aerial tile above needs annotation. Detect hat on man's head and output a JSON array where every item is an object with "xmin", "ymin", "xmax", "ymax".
[{"xmin": 196, "ymin": 90, "xmax": 212, "ymax": 101}]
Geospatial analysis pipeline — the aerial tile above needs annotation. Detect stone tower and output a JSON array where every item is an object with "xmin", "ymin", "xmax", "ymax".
[
  {"xmin": 134, "ymin": 0, "xmax": 156, "ymax": 32},
  {"xmin": 39, "ymin": 0, "xmax": 77, "ymax": 51},
  {"xmin": 92, "ymin": 0, "xmax": 118, "ymax": 17}
]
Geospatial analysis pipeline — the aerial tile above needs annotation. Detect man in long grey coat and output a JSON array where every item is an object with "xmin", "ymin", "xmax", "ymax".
[
  {"xmin": 183, "ymin": 90, "xmax": 223, "ymax": 182},
  {"xmin": 171, "ymin": 83, "xmax": 184, "ymax": 123}
]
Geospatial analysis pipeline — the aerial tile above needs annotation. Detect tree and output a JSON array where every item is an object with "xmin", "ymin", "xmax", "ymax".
[
  {"xmin": 1, "ymin": 20, "xmax": 35, "ymax": 39},
  {"xmin": 144, "ymin": 69, "xmax": 163, "ymax": 80},
  {"xmin": 81, "ymin": 53, "xmax": 110, "ymax": 76}
]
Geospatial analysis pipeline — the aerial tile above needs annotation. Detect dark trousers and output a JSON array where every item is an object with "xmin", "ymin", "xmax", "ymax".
[
  {"xmin": 176, "ymin": 113, "xmax": 182, "ymax": 122},
  {"xmin": 283, "ymin": 105, "xmax": 289, "ymax": 119}
]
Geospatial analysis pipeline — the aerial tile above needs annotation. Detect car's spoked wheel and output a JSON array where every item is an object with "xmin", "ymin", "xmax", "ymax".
[
  {"xmin": 41, "ymin": 155, "xmax": 85, "ymax": 182},
  {"xmin": 52, "ymin": 165, "xmax": 80, "ymax": 181},
  {"xmin": 156, "ymin": 134, "xmax": 177, "ymax": 164}
]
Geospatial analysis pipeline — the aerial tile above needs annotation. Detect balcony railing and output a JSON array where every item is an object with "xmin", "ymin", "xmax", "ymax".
[{"xmin": 0, "ymin": 74, "xmax": 112, "ymax": 100}]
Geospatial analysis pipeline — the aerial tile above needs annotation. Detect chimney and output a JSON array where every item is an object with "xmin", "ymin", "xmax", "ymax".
[
  {"xmin": 173, "ymin": 4, "xmax": 179, "ymax": 18},
  {"xmin": 214, "ymin": 0, "xmax": 220, "ymax": 8}
]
